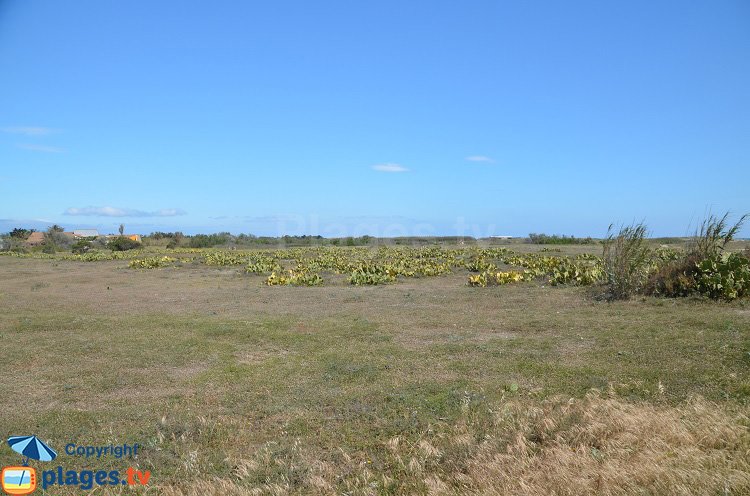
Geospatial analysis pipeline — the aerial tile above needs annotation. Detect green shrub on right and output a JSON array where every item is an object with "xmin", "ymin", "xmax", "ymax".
[
  {"xmin": 646, "ymin": 250, "xmax": 750, "ymax": 300},
  {"xmin": 695, "ymin": 252, "xmax": 750, "ymax": 300},
  {"xmin": 645, "ymin": 212, "xmax": 748, "ymax": 300}
]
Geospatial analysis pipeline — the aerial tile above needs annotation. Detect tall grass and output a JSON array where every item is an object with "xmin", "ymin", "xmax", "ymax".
[
  {"xmin": 602, "ymin": 222, "xmax": 651, "ymax": 300},
  {"xmin": 690, "ymin": 212, "xmax": 748, "ymax": 259}
]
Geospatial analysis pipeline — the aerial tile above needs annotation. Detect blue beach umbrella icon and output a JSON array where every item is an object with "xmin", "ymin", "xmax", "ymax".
[{"xmin": 7, "ymin": 436, "xmax": 57, "ymax": 465}]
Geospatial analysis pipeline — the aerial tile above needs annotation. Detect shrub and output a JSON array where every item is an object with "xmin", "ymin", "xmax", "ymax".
[
  {"xmin": 9, "ymin": 243, "xmax": 28, "ymax": 254},
  {"xmin": 71, "ymin": 239, "xmax": 92, "ymax": 254},
  {"xmin": 189, "ymin": 233, "xmax": 230, "ymax": 248},
  {"xmin": 41, "ymin": 242, "xmax": 56, "ymax": 254},
  {"xmin": 108, "ymin": 236, "xmax": 142, "ymax": 251},
  {"xmin": 601, "ymin": 223, "xmax": 651, "ymax": 300},
  {"xmin": 644, "ymin": 255, "xmax": 700, "ymax": 297},
  {"xmin": 46, "ymin": 229, "xmax": 73, "ymax": 249},
  {"xmin": 9, "ymin": 228, "xmax": 33, "ymax": 239},
  {"xmin": 695, "ymin": 253, "xmax": 750, "ymax": 300}
]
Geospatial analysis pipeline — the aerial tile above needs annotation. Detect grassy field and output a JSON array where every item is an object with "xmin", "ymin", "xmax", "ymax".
[{"xmin": 1, "ymin": 244, "xmax": 749, "ymax": 494}]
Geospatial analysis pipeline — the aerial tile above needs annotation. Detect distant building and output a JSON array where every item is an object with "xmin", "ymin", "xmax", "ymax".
[
  {"xmin": 72, "ymin": 229, "xmax": 99, "ymax": 238},
  {"xmin": 25, "ymin": 232, "xmax": 46, "ymax": 246},
  {"xmin": 490, "ymin": 235, "xmax": 514, "ymax": 239}
]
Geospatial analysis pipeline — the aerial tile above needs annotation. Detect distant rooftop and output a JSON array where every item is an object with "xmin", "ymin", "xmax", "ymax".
[
  {"xmin": 26, "ymin": 232, "xmax": 46, "ymax": 245},
  {"xmin": 72, "ymin": 229, "xmax": 99, "ymax": 237}
]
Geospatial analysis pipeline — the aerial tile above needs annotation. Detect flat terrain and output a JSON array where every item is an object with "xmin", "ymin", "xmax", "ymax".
[{"xmin": 1, "ymin": 249, "xmax": 749, "ymax": 494}]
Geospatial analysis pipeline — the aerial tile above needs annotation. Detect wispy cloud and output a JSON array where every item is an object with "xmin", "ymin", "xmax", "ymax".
[
  {"xmin": 465, "ymin": 155, "xmax": 495, "ymax": 163},
  {"xmin": 2, "ymin": 126, "xmax": 58, "ymax": 136},
  {"xmin": 17, "ymin": 143, "xmax": 65, "ymax": 153},
  {"xmin": 64, "ymin": 206, "xmax": 187, "ymax": 217},
  {"xmin": 372, "ymin": 163, "xmax": 409, "ymax": 173}
]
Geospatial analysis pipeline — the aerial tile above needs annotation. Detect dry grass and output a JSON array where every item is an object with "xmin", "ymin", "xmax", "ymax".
[
  {"xmin": 157, "ymin": 391, "xmax": 750, "ymax": 495},
  {"xmin": 451, "ymin": 392, "xmax": 749, "ymax": 495}
]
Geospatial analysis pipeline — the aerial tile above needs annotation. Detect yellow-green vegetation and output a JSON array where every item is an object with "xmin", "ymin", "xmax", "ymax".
[
  {"xmin": 468, "ymin": 269, "xmax": 529, "ymax": 287},
  {"xmin": 4, "ymin": 241, "xmax": 750, "ymax": 301},
  {"xmin": 266, "ymin": 268, "xmax": 324, "ymax": 286},
  {"xmin": 128, "ymin": 256, "xmax": 178, "ymax": 269},
  {"xmin": 696, "ymin": 252, "xmax": 750, "ymax": 300},
  {"xmin": 245, "ymin": 254, "xmax": 283, "ymax": 274},
  {"xmin": 203, "ymin": 251, "xmax": 248, "ymax": 266}
]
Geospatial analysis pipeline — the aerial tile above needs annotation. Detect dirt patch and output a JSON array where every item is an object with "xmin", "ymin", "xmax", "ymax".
[{"xmin": 235, "ymin": 348, "xmax": 291, "ymax": 365}]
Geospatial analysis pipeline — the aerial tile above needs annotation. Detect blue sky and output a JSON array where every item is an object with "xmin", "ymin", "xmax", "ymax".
[{"xmin": 1, "ymin": 0, "xmax": 748, "ymax": 237}]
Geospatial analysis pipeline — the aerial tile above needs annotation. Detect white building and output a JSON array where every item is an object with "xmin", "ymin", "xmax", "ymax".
[{"xmin": 72, "ymin": 229, "xmax": 99, "ymax": 238}]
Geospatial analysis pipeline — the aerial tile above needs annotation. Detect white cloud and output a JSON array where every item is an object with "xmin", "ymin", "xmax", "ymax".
[
  {"xmin": 465, "ymin": 155, "xmax": 495, "ymax": 163},
  {"xmin": 372, "ymin": 163, "xmax": 409, "ymax": 173},
  {"xmin": 154, "ymin": 208, "xmax": 186, "ymax": 217},
  {"xmin": 17, "ymin": 144, "xmax": 65, "ymax": 153},
  {"xmin": 2, "ymin": 126, "xmax": 58, "ymax": 136},
  {"xmin": 64, "ymin": 206, "xmax": 187, "ymax": 217}
]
